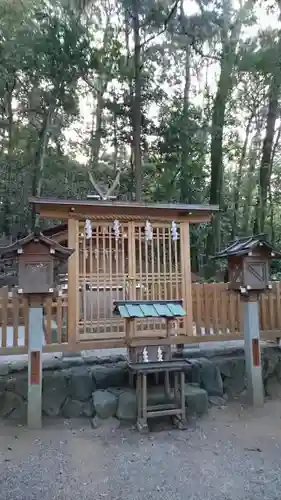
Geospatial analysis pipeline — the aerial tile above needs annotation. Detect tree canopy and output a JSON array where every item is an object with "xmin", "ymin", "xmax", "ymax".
[{"xmin": 1, "ymin": 0, "xmax": 281, "ymax": 277}]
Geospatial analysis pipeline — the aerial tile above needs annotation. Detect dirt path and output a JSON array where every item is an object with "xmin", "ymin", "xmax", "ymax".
[{"xmin": 1, "ymin": 400, "xmax": 281, "ymax": 500}]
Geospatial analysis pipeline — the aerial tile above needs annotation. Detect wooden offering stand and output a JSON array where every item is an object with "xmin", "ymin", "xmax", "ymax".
[{"xmin": 113, "ymin": 299, "xmax": 188, "ymax": 432}]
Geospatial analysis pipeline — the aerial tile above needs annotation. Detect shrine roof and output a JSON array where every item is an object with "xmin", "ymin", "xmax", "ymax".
[
  {"xmin": 0, "ymin": 231, "xmax": 74, "ymax": 260},
  {"xmin": 29, "ymin": 197, "xmax": 219, "ymax": 222},
  {"xmin": 42, "ymin": 223, "xmax": 67, "ymax": 238}
]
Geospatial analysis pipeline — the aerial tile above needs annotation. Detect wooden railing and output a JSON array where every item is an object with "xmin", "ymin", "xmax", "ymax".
[
  {"xmin": 0, "ymin": 288, "xmax": 68, "ymax": 354},
  {"xmin": 0, "ymin": 282, "xmax": 281, "ymax": 354},
  {"xmin": 191, "ymin": 282, "xmax": 281, "ymax": 342},
  {"xmin": 192, "ymin": 283, "xmax": 240, "ymax": 336}
]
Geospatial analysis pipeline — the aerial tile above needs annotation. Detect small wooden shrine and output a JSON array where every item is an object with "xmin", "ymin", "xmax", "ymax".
[
  {"xmin": 216, "ymin": 234, "xmax": 281, "ymax": 295},
  {"xmin": 0, "ymin": 231, "xmax": 74, "ymax": 429},
  {"xmin": 30, "ymin": 197, "xmax": 219, "ymax": 349},
  {"xmin": 216, "ymin": 234, "xmax": 281, "ymax": 408},
  {"xmin": 0, "ymin": 230, "xmax": 74, "ymax": 295}
]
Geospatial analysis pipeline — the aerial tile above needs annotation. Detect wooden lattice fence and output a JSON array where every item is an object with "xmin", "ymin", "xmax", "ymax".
[{"xmin": 0, "ymin": 282, "xmax": 281, "ymax": 354}]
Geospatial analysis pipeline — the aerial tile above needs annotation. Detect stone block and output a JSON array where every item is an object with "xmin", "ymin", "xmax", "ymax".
[
  {"xmin": 91, "ymin": 415, "xmax": 120, "ymax": 430},
  {"xmin": 69, "ymin": 366, "xmax": 94, "ymax": 402},
  {"xmin": 183, "ymin": 359, "xmax": 201, "ymax": 385},
  {"xmin": 116, "ymin": 389, "xmax": 137, "ymax": 421},
  {"xmin": 185, "ymin": 384, "xmax": 208, "ymax": 415},
  {"xmin": 8, "ymin": 360, "xmax": 28, "ymax": 374},
  {"xmin": 42, "ymin": 371, "xmax": 70, "ymax": 417},
  {"xmin": 60, "ymin": 357, "xmax": 85, "ymax": 369},
  {"xmin": 62, "ymin": 398, "xmax": 85, "ymax": 418},
  {"xmin": 0, "ymin": 376, "xmax": 7, "ymax": 394},
  {"xmin": 92, "ymin": 390, "xmax": 117, "ymax": 419},
  {"xmin": 265, "ymin": 376, "xmax": 281, "ymax": 398},
  {"xmin": 107, "ymin": 387, "xmax": 126, "ymax": 398},
  {"xmin": 208, "ymin": 395, "xmax": 226, "ymax": 406},
  {"xmin": 62, "ymin": 398, "xmax": 94, "ymax": 418},
  {"xmin": 5, "ymin": 373, "xmax": 28, "ymax": 399},
  {"xmin": 0, "ymin": 391, "xmax": 26, "ymax": 420},
  {"xmin": 82, "ymin": 400, "xmax": 95, "ymax": 417},
  {"xmin": 263, "ymin": 347, "xmax": 281, "ymax": 381},
  {"xmin": 216, "ymin": 358, "xmax": 233, "ymax": 378},
  {"xmin": 216, "ymin": 357, "xmax": 246, "ymax": 397},
  {"xmin": 83, "ymin": 355, "xmax": 101, "ymax": 365},
  {"xmin": 196, "ymin": 358, "xmax": 223, "ymax": 396},
  {"xmin": 0, "ymin": 363, "xmax": 9, "ymax": 376},
  {"xmin": 86, "ymin": 354, "xmax": 126, "ymax": 365},
  {"xmin": 90, "ymin": 362, "xmax": 128, "ymax": 389},
  {"xmin": 42, "ymin": 358, "xmax": 64, "ymax": 371}
]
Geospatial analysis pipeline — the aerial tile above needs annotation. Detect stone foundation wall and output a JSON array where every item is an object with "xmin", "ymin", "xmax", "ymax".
[
  {"xmin": 178, "ymin": 344, "xmax": 281, "ymax": 401},
  {"xmin": 0, "ymin": 345, "xmax": 281, "ymax": 422}
]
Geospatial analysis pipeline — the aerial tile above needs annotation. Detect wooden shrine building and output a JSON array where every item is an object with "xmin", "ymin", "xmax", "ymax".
[{"xmin": 30, "ymin": 198, "xmax": 219, "ymax": 350}]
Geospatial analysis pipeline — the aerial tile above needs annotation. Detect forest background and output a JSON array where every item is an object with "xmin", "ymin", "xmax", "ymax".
[{"xmin": 1, "ymin": 0, "xmax": 281, "ymax": 278}]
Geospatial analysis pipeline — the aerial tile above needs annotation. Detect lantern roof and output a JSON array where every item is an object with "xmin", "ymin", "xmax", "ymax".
[
  {"xmin": 215, "ymin": 234, "xmax": 281, "ymax": 259},
  {"xmin": 0, "ymin": 230, "xmax": 74, "ymax": 261}
]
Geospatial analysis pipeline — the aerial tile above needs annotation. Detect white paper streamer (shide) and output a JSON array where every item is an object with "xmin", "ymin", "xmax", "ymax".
[
  {"xmin": 171, "ymin": 221, "xmax": 178, "ymax": 241},
  {"xmin": 145, "ymin": 220, "xmax": 153, "ymax": 241},
  {"xmin": 113, "ymin": 219, "xmax": 120, "ymax": 240},
  {"xmin": 85, "ymin": 219, "xmax": 92, "ymax": 239}
]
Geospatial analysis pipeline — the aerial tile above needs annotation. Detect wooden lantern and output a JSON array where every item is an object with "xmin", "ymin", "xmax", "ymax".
[
  {"xmin": 0, "ymin": 231, "xmax": 74, "ymax": 295},
  {"xmin": 216, "ymin": 235, "xmax": 281, "ymax": 294}
]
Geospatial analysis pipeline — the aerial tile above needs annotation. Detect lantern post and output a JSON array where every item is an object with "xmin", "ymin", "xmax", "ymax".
[
  {"xmin": 0, "ymin": 231, "xmax": 74, "ymax": 428},
  {"xmin": 216, "ymin": 235, "xmax": 281, "ymax": 407},
  {"xmin": 242, "ymin": 292, "xmax": 263, "ymax": 406}
]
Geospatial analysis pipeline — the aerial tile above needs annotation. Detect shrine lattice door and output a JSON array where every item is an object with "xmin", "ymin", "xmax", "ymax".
[{"xmin": 78, "ymin": 219, "xmax": 186, "ymax": 341}]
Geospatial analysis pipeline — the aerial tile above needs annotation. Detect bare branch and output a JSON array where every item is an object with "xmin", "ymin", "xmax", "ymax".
[
  {"xmin": 189, "ymin": 38, "xmax": 220, "ymax": 60},
  {"xmin": 140, "ymin": 0, "xmax": 180, "ymax": 49},
  {"xmin": 83, "ymin": 76, "xmax": 98, "ymax": 91}
]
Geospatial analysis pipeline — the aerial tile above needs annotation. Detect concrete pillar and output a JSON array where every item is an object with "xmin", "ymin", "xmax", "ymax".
[
  {"xmin": 242, "ymin": 295, "xmax": 264, "ymax": 407},
  {"xmin": 27, "ymin": 305, "xmax": 43, "ymax": 428}
]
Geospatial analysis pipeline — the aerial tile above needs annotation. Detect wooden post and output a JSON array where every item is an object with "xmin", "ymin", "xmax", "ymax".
[
  {"xmin": 180, "ymin": 221, "xmax": 193, "ymax": 337},
  {"xmin": 127, "ymin": 221, "xmax": 136, "ymax": 342},
  {"xmin": 127, "ymin": 221, "xmax": 136, "ymax": 300},
  {"xmin": 242, "ymin": 294, "xmax": 264, "ymax": 407},
  {"xmin": 68, "ymin": 218, "xmax": 79, "ymax": 346},
  {"xmin": 27, "ymin": 298, "xmax": 43, "ymax": 429}
]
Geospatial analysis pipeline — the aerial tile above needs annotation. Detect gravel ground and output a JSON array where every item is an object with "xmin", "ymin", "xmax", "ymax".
[{"xmin": 1, "ymin": 400, "xmax": 281, "ymax": 500}]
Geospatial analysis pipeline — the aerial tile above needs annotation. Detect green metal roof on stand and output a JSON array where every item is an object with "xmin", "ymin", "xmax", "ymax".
[{"xmin": 113, "ymin": 300, "xmax": 186, "ymax": 319}]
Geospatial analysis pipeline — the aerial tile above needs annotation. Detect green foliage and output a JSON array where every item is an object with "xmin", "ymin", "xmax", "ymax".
[
  {"xmin": 1, "ymin": 0, "xmax": 281, "ymax": 279},
  {"xmin": 152, "ymin": 99, "xmax": 208, "ymax": 203}
]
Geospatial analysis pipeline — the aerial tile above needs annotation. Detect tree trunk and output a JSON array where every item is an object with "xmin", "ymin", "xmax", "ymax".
[
  {"xmin": 90, "ymin": 84, "xmax": 104, "ymax": 168},
  {"xmin": 231, "ymin": 113, "xmax": 253, "ymax": 237},
  {"xmin": 257, "ymin": 73, "xmax": 281, "ymax": 233},
  {"xmin": 180, "ymin": 41, "xmax": 191, "ymax": 202},
  {"xmin": 88, "ymin": 19, "xmax": 112, "ymax": 170},
  {"xmin": 241, "ymin": 132, "xmax": 260, "ymax": 234},
  {"xmin": 205, "ymin": 49, "xmax": 233, "ymax": 257},
  {"xmin": 268, "ymin": 183, "xmax": 274, "ymax": 241},
  {"xmin": 205, "ymin": 0, "xmax": 253, "ymax": 260},
  {"xmin": 267, "ymin": 123, "xmax": 281, "ymax": 241},
  {"xmin": 2, "ymin": 86, "xmax": 14, "ymax": 237},
  {"xmin": 132, "ymin": 0, "xmax": 142, "ymax": 201},
  {"xmin": 112, "ymin": 100, "xmax": 118, "ymax": 172},
  {"xmin": 124, "ymin": 7, "xmax": 135, "ymax": 200},
  {"xmin": 31, "ymin": 109, "xmax": 53, "ymax": 228}
]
